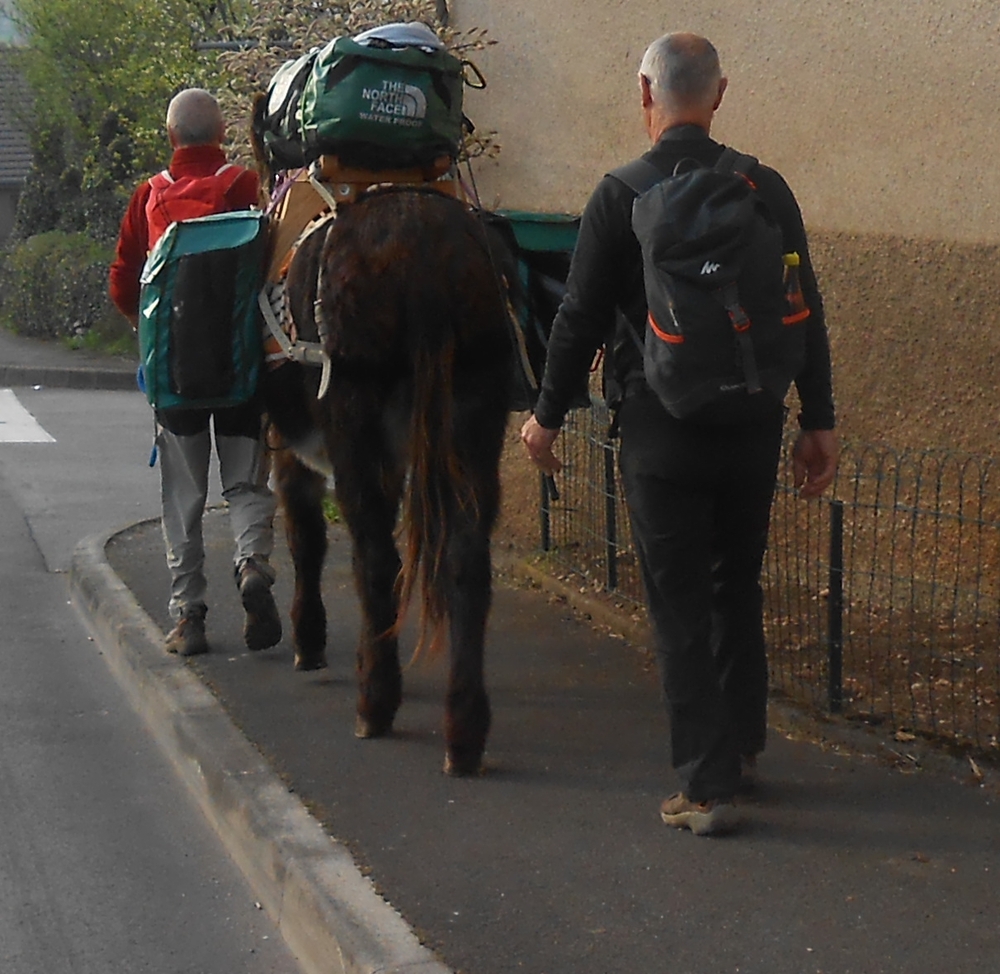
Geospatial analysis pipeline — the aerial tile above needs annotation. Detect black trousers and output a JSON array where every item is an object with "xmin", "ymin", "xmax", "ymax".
[
  {"xmin": 617, "ymin": 390, "xmax": 784, "ymax": 802},
  {"xmin": 156, "ymin": 395, "xmax": 264, "ymax": 438}
]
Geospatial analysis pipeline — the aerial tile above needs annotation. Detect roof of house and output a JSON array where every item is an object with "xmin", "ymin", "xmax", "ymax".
[{"xmin": 0, "ymin": 46, "xmax": 32, "ymax": 188}]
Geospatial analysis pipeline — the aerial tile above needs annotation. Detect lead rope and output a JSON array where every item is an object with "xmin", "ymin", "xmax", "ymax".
[
  {"xmin": 465, "ymin": 167, "xmax": 535, "ymax": 392},
  {"xmin": 461, "ymin": 160, "xmax": 540, "ymax": 398},
  {"xmin": 465, "ymin": 161, "xmax": 559, "ymax": 501}
]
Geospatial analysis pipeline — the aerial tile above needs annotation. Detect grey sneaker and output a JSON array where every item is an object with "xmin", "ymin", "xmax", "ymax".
[
  {"xmin": 238, "ymin": 560, "xmax": 282, "ymax": 651},
  {"xmin": 660, "ymin": 793, "xmax": 741, "ymax": 835},
  {"xmin": 165, "ymin": 606, "xmax": 209, "ymax": 657}
]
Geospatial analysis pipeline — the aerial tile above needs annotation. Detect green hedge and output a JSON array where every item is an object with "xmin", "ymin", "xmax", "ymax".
[{"xmin": 0, "ymin": 231, "xmax": 127, "ymax": 343}]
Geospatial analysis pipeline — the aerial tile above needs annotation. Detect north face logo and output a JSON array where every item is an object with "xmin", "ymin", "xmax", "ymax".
[
  {"xmin": 700, "ymin": 261, "xmax": 722, "ymax": 275},
  {"xmin": 362, "ymin": 80, "xmax": 428, "ymax": 120},
  {"xmin": 399, "ymin": 84, "xmax": 428, "ymax": 119}
]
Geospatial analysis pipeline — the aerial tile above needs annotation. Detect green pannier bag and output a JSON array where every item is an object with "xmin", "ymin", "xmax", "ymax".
[
  {"xmin": 138, "ymin": 210, "xmax": 267, "ymax": 410},
  {"xmin": 299, "ymin": 35, "xmax": 465, "ymax": 169}
]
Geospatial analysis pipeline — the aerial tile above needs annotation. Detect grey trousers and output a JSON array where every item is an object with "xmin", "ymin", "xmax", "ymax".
[{"xmin": 156, "ymin": 408, "xmax": 276, "ymax": 621}]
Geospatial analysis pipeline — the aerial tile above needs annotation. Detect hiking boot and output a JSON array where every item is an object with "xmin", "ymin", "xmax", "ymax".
[
  {"xmin": 659, "ymin": 793, "xmax": 740, "ymax": 836},
  {"xmin": 238, "ymin": 559, "xmax": 282, "ymax": 651},
  {"xmin": 165, "ymin": 606, "xmax": 209, "ymax": 657}
]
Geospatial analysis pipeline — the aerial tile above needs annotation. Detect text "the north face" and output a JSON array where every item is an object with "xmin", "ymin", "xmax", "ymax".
[{"xmin": 700, "ymin": 261, "xmax": 721, "ymax": 275}]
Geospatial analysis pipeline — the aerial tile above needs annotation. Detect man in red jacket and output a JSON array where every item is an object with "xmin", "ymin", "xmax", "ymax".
[{"xmin": 110, "ymin": 88, "xmax": 282, "ymax": 658}]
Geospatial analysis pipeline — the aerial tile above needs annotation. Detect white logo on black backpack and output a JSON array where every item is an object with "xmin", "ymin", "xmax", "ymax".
[{"xmin": 700, "ymin": 260, "xmax": 721, "ymax": 276}]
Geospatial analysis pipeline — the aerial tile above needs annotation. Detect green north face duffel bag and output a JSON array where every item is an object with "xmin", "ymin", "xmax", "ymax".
[
  {"xmin": 299, "ymin": 35, "xmax": 465, "ymax": 169},
  {"xmin": 138, "ymin": 210, "xmax": 267, "ymax": 411}
]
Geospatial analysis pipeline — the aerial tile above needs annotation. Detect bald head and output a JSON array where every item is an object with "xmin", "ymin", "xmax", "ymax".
[
  {"xmin": 166, "ymin": 88, "xmax": 225, "ymax": 148},
  {"xmin": 639, "ymin": 33, "xmax": 724, "ymax": 114}
]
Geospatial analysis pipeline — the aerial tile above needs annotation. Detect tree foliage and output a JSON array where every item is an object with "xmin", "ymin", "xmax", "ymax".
[
  {"xmin": 8, "ymin": 0, "xmax": 231, "ymax": 239},
  {"xmin": 0, "ymin": 230, "xmax": 119, "ymax": 340},
  {"xmin": 12, "ymin": 0, "xmax": 229, "ymax": 169}
]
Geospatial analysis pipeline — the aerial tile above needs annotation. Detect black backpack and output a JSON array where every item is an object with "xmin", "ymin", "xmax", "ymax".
[
  {"xmin": 252, "ymin": 49, "xmax": 319, "ymax": 172},
  {"xmin": 610, "ymin": 148, "xmax": 807, "ymax": 424}
]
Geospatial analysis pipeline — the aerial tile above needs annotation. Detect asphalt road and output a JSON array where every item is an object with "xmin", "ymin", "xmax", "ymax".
[{"xmin": 0, "ymin": 386, "xmax": 301, "ymax": 973}]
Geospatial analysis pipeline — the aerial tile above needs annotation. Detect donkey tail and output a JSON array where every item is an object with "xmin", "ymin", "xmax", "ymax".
[{"xmin": 395, "ymin": 296, "xmax": 477, "ymax": 661}]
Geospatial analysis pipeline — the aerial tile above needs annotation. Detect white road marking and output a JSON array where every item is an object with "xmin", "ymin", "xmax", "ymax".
[{"xmin": 0, "ymin": 389, "xmax": 56, "ymax": 443}]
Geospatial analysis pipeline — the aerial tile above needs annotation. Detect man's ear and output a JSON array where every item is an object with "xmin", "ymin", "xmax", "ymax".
[
  {"xmin": 639, "ymin": 73, "xmax": 655, "ymax": 110},
  {"xmin": 713, "ymin": 77, "xmax": 729, "ymax": 111}
]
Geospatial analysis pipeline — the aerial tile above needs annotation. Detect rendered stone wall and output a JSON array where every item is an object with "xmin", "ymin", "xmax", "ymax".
[{"xmin": 455, "ymin": 1, "xmax": 1000, "ymax": 455}]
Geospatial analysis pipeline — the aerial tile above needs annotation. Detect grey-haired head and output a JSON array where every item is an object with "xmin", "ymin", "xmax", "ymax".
[
  {"xmin": 638, "ymin": 33, "xmax": 728, "ymax": 140},
  {"xmin": 640, "ymin": 33, "xmax": 725, "ymax": 111},
  {"xmin": 166, "ymin": 88, "xmax": 225, "ymax": 148}
]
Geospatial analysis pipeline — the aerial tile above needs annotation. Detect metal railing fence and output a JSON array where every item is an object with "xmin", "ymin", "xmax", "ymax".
[{"xmin": 540, "ymin": 401, "xmax": 1000, "ymax": 757}]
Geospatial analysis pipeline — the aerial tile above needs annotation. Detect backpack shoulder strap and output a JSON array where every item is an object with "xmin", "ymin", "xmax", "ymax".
[
  {"xmin": 611, "ymin": 148, "xmax": 761, "ymax": 194},
  {"xmin": 149, "ymin": 164, "xmax": 242, "ymax": 190},
  {"xmin": 606, "ymin": 159, "xmax": 666, "ymax": 355},
  {"xmin": 714, "ymin": 147, "xmax": 759, "ymax": 177},
  {"xmin": 148, "ymin": 169, "xmax": 173, "ymax": 190},
  {"xmin": 214, "ymin": 163, "xmax": 243, "ymax": 192},
  {"xmin": 607, "ymin": 158, "xmax": 666, "ymax": 196}
]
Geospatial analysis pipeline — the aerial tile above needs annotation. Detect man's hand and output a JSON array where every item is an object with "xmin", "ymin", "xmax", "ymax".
[
  {"xmin": 792, "ymin": 429, "xmax": 839, "ymax": 499},
  {"xmin": 520, "ymin": 414, "xmax": 562, "ymax": 476}
]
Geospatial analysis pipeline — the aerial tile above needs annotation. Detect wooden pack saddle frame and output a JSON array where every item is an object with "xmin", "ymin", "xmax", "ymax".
[{"xmin": 258, "ymin": 154, "xmax": 459, "ymax": 398}]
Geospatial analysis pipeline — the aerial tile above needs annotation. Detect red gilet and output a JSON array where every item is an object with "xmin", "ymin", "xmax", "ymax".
[{"xmin": 108, "ymin": 144, "xmax": 260, "ymax": 319}]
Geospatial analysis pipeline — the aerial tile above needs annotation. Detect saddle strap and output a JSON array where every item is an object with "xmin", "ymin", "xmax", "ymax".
[
  {"xmin": 259, "ymin": 206, "xmax": 340, "ymax": 398},
  {"xmin": 257, "ymin": 288, "xmax": 332, "ymax": 400}
]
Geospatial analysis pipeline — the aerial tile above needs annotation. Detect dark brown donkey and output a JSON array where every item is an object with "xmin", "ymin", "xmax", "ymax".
[{"xmin": 263, "ymin": 186, "xmax": 514, "ymax": 775}]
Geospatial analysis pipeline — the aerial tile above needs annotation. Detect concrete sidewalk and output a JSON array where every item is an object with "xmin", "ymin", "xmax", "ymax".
[
  {"xmin": 0, "ymin": 326, "xmax": 136, "ymax": 390},
  {"xmin": 79, "ymin": 510, "xmax": 1000, "ymax": 974},
  {"xmin": 7, "ymin": 330, "xmax": 998, "ymax": 974}
]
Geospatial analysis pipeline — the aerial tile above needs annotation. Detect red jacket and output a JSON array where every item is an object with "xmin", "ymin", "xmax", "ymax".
[{"xmin": 108, "ymin": 144, "xmax": 260, "ymax": 318}]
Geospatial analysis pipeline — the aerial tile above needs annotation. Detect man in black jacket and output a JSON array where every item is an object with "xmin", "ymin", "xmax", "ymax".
[{"xmin": 521, "ymin": 32, "xmax": 837, "ymax": 835}]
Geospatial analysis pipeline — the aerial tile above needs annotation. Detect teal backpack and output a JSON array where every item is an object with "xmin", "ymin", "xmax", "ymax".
[{"xmin": 138, "ymin": 210, "xmax": 268, "ymax": 411}]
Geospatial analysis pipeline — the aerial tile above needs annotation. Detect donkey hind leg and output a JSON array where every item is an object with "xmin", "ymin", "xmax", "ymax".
[
  {"xmin": 332, "ymin": 437, "xmax": 406, "ymax": 740},
  {"xmin": 441, "ymin": 514, "xmax": 495, "ymax": 776},
  {"xmin": 273, "ymin": 448, "xmax": 328, "ymax": 671},
  {"xmin": 441, "ymin": 392, "xmax": 506, "ymax": 776}
]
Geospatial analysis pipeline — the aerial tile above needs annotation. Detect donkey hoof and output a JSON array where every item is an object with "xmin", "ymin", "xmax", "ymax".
[
  {"xmin": 355, "ymin": 713, "xmax": 393, "ymax": 739},
  {"xmin": 443, "ymin": 750, "xmax": 483, "ymax": 777},
  {"xmin": 294, "ymin": 650, "xmax": 328, "ymax": 671}
]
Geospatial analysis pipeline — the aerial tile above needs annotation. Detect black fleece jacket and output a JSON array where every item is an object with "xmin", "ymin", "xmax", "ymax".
[{"xmin": 533, "ymin": 123, "xmax": 835, "ymax": 431}]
